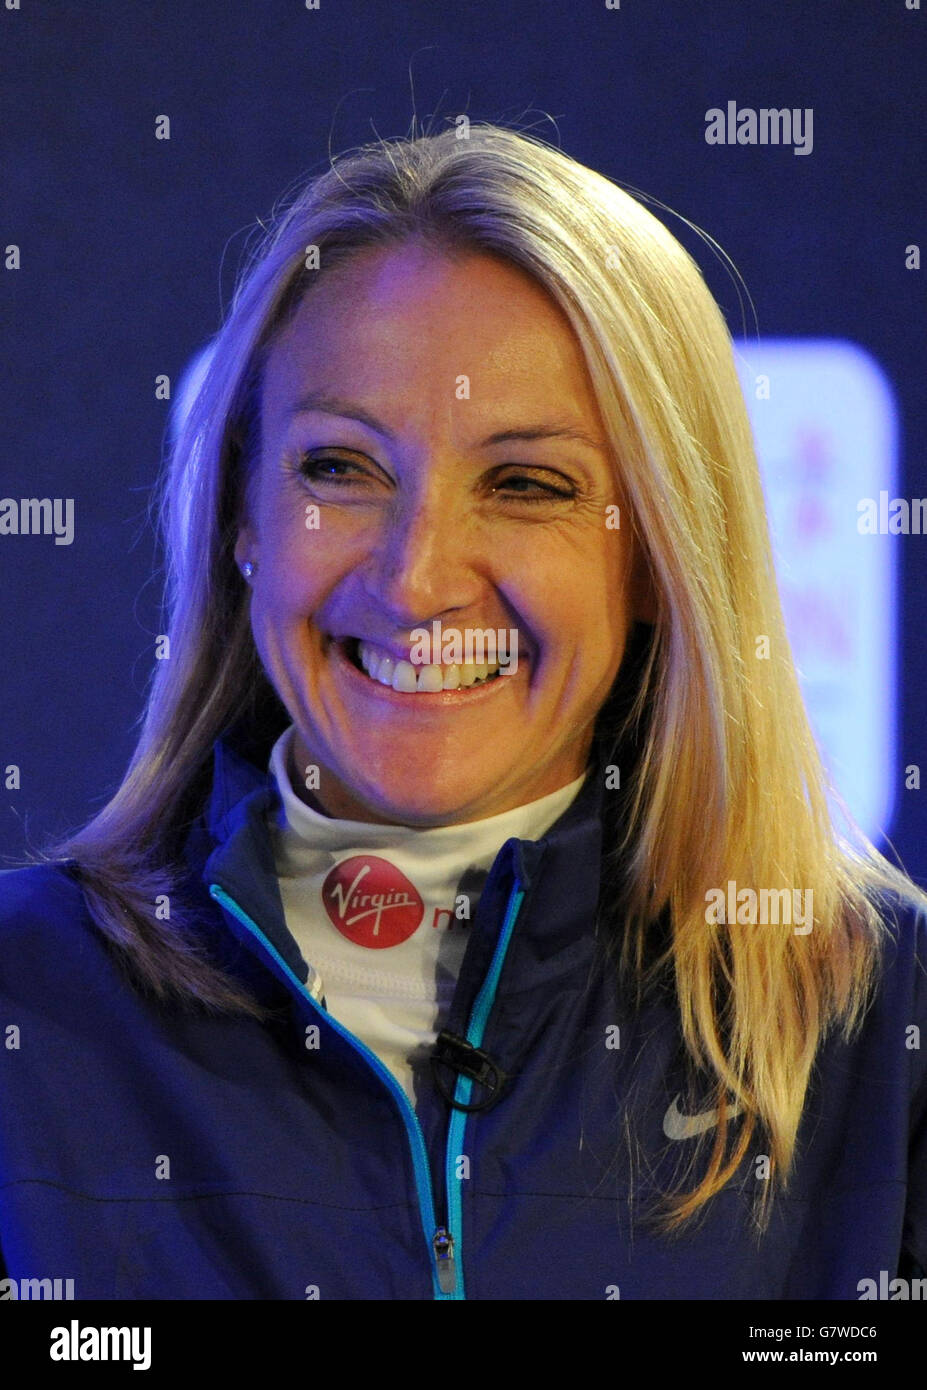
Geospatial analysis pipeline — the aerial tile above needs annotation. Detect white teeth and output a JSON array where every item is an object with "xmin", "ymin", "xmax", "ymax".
[
  {"xmin": 354, "ymin": 640, "xmax": 503, "ymax": 694},
  {"xmin": 417, "ymin": 665, "xmax": 445, "ymax": 693},
  {"xmin": 391, "ymin": 659, "xmax": 418, "ymax": 693},
  {"xmin": 376, "ymin": 655, "xmax": 394, "ymax": 687}
]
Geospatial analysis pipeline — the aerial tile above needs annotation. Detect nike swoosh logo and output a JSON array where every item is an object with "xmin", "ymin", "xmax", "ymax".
[{"xmin": 663, "ymin": 1095, "xmax": 744, "ymax": 1141}]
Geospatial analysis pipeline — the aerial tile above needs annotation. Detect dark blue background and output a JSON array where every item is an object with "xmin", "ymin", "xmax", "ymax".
[{"xmin": 1, "ymin": 0, "xmax": 924, "ymax": 880}]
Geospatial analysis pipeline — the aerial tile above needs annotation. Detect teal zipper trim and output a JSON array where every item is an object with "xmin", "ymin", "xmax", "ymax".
[
  {"xmin": 444, "ymin": 880, "xmax": 526, "ymax": 1301},
  {"xmin": 207, "ymin": 882, "xmax": 449, "ymax": 1299}
]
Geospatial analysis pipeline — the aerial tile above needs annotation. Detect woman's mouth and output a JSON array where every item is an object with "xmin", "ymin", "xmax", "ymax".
[{"xmin": 336, "ymin": 636, "xmax": 511, "ymax": 695}]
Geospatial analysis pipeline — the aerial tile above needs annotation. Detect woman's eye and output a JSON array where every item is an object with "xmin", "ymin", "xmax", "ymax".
[
  {"xmin": 291, "ymin": 455, "xmax": 575, "ymax": 504},
  {"xmin": 492, "ymin": 472, "xmax": 577, "ymax": 502},
  {"xmin": 295, "ymin": 453, "xmax": 373, "ymax": 485}
]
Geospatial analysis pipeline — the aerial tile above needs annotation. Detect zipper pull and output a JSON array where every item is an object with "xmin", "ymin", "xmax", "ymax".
[{"xmin": 432, "ymin": 1227, "xmax": 457, "ymax": 1293}]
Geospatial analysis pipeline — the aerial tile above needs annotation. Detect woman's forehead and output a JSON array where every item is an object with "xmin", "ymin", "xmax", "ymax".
[{"xmin": 259, "ymin": 246, "xmax": 604, "ymax": 440}]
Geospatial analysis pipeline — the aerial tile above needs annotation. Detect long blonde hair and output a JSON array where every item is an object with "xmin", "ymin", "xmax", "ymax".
[{"xmin": 29, "ymin": 120, "xmax": 925, "ymax": 1228}]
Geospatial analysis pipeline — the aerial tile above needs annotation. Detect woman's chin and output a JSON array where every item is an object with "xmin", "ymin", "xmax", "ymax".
[{"xmin": 323, "ymin": 769, "xmax": 509, "ymax": 827}]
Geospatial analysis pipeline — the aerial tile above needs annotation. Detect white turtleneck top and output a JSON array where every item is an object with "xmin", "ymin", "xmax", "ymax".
[{"xmin": 265, "ymin": 724, "xmax": 586, "ymax": 1108}]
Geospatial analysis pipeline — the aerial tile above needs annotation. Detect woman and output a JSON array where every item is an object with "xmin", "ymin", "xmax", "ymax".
[{"xmin": 1, "ymin": 122, "xmax": 925, "ymax": 1301}]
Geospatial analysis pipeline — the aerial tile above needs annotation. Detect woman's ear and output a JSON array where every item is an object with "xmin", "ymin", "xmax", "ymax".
[
  {"xmin": 232, "ymin": 429, "xmax": 259, "ymax": 574},
  {"xmin": 234, "ymin": 523, "xmax": 257, "ymax": 574}
]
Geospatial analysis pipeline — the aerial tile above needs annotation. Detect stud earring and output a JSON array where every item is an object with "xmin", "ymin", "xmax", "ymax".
[{"xmin": 241, "ymin": 560, "xmax": 255, "ymax": 579}]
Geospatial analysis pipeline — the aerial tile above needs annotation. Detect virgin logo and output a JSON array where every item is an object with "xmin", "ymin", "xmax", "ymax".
[{"xmin": 322, "ymin": 855, "xmax": 424, "ymax": 948}]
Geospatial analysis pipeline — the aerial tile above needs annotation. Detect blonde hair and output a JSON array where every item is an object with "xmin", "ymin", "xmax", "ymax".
[{"xmin": 30, "ymin": 120, "xmax": 925, "ymax": 1229}]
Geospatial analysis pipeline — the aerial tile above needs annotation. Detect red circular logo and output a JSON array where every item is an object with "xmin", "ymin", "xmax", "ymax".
[{"xmin": 321, "ymin": 855, "xmax": 424, "ymax": 948}]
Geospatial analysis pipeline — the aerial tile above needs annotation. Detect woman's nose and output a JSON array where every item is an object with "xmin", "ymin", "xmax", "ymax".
[{"xmin": 360, "ymin": 489, "xmax": 480, "ymax": 622}]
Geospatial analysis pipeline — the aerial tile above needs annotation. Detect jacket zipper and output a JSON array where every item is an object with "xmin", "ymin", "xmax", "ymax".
[
  {"xmin": 443, "ymin": 881, "xmax": 526, "ymax": 1299},
  {"xmin": 208, "ymin": 879, "xmax": 524, "ymax": 1299}
]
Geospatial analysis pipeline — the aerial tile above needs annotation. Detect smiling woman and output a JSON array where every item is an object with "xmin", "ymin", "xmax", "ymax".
[
  {"xmin": 237, "ymin": 238, "xmax": 641, "ymax": 824},
  {"xmin": 1, "ymin": 121, "xmax": 926, "ymax": 1301}
]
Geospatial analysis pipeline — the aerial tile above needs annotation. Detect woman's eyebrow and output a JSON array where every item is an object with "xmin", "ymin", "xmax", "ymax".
[
  {"xmin": 289, "ymin": 390, "xmax": 606, "ymax": 453},
  {"xmin": 483, "ymin": 424, "xmax": 606, "ymax": 452}
]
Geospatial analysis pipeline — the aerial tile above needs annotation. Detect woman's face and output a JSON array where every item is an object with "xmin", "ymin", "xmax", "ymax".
[{"xmin": 237, "ymin": 240, "xmax": 648, "ymax": 825}]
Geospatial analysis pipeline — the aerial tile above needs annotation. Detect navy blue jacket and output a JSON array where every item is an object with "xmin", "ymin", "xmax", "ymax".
[{"xmin": 1, "ymin": 727, "xmax": 926, "ymax": 1300}]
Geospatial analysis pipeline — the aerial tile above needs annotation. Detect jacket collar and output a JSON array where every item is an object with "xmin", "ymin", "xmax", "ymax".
[{"xmin": 199, "ymin": 720, "xmax": 611, "ymax": 993}]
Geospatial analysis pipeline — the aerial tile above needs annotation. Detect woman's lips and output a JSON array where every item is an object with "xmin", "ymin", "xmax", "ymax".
[
  {"xmin": 355, "ymin": 637, "xmax": 509, "ymax": 692},
  {"xmin": 325, "ymin": 634, "xmax": 525, "ymax": 705}
]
